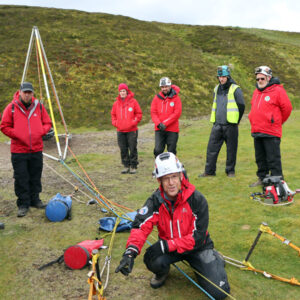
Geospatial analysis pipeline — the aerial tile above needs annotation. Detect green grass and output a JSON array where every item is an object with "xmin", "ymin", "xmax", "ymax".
[{"xmin": 1, "ymin": 111, "xmax": 299, "ymax": 299}]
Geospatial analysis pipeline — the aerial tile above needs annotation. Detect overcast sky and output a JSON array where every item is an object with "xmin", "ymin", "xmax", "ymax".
[{"xmin": 1, "ymin": 0, "xmax": 300, "ymax": 32}]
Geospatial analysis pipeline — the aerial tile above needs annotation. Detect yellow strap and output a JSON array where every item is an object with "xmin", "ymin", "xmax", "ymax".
[{"xmin": 260, "ymin": 224, "xmax": 300, "ymax": 255}]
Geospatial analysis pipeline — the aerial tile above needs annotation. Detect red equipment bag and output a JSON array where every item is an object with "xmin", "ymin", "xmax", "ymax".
[{"xmin": 64, "ymin": 239, "xmax": 104, "ymax": 269}]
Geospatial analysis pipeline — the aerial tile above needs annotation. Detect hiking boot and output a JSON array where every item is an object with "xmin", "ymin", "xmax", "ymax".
[
  {"xmin": 129, "ymin": 167, "xmax": 137, "ymax": 174},
  {"xmin": 150, "ymin": 273, "xmax": 169, "ymax": 289},
  {"xmin": 198, "ymin": 172, "xmax": 216, "ymax": 178},
  {"xmin": 227, "ymin": 172, "xmax": 235, "ymax": 178},
  {"xmin": 17, "ymin": 207, "xmax": 29, "ymax": 217},
  {"xmin": 31, "ymin": 201, "xmax": 46, "ymax": 209},
  {"xmin": 249, "ymin": 179, "xmax": 262, "ymax": 187},
  {"xmin": 121, "ymin": 167, "xmax": 130, "ymax": 174}
]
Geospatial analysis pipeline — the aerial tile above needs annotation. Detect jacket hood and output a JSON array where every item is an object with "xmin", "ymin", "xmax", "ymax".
[
  {"xmin": 116, "ymin": 90, "xmax": 134, "ymax": 101},
  {"xmin": 256, "ymin": 77, "xmax": 281, "ymax": 92},
  {"xmin": 13, "ymin": 90, "xmax": 36, "ymax": 106}
]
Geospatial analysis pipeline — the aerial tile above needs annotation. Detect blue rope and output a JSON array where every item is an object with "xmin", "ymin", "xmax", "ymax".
[
  {"xmin": 60, "ymin": 160, "xmax": 124, "ymax": 219},
  {"xmin": 172, "ymin": 263, "xmax": 215, "ymax": 300}
]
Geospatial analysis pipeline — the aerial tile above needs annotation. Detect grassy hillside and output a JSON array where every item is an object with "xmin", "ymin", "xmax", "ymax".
[{"xmin": 1, "ymin": 5, "xmax": 300, "ymax": 130}]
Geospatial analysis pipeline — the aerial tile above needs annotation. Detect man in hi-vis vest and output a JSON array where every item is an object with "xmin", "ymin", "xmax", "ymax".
[{"xmin": 199, "ymin": 66, "xmax": 245, "ymax": 178}]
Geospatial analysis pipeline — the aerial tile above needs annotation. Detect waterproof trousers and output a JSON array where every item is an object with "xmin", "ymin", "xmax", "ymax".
[
  {"xmin": 154, "ymin": 131, "xmax": 178, "ymax": 157},
  {"xmin": 204, "ymin": 124, "xmax": 238, "ymax": 175},
  {"xmin": 11, "ymin": 151, "xmax": 43, "ymax": 208},
  {"xmin": 254, "ymin": 136, "xmax": 282, "ymax": 180},
  {"xmin": 144, "ymin": 248, "xmax": 230, "ymax": 300},
  {"xmin": 117, "ymin": 130, "xmax": 138, "ymax": 168}
]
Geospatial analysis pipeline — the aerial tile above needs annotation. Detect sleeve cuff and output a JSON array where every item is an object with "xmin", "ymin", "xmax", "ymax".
[{"xmin": 167, "ymin": 240, "xmax": 176, "ymax": 252}]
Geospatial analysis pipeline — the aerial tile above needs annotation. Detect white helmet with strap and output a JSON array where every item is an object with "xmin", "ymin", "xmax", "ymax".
[
  {"xmin": 159, "ymin": 77, "xmax": 172, "ymax": 87},
  {"xmin": 155, "ymin": 152, "xmax": 183, "ymax": 178},
  {"xmin": 255, "ymin": 66, "xmax": 272, "ymax": 77}
]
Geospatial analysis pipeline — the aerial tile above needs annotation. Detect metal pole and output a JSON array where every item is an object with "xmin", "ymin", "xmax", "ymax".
[
  {"xmin": 34, "ymin": 27, "xmax": 62, "ymax": 159},
  {"xmin": 36, "ymin": 29, "xmax": 69, "ymax": 135},
  {"xmin": 21, "ymin": 27, "xmax": 35, "ymax": 83},
  {"xmin": 244, "ymin": 222, "xmax": 267, "ymax": 262}
]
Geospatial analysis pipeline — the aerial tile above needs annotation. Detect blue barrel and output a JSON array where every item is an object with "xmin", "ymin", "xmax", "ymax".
[{"xmin": 45, "ymin": 193, "xmax": 72, "ymax": 222}]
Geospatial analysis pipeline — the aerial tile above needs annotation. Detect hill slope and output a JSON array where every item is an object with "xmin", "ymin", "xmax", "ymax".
[{"xmin": 1, "ymin": 5, "xmax": 300, "ymax": 128}]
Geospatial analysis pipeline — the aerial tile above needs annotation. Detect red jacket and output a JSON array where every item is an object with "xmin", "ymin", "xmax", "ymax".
[
  {"xmin": 126, "ymin": 177, "xmax": 213, "ymax": 254},
  {"xmin": 151, "ymin": 85, "xmax": 182, "ymax": 132},
  {"xmin": 248, "ymin": 81, "xmax": 292, "ymax": 137},
  {"xmin": 0, "ymin": 91, "xmax": 52, "ymax": 153},
  {"xmin": 111, "ymin": 91, "xmax": 142, "ymax": 132}
]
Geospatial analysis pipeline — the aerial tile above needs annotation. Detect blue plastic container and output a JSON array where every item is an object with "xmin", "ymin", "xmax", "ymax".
[{"xmin": 45, "ymin": 193, "xmax": 72, "ymax": 222}]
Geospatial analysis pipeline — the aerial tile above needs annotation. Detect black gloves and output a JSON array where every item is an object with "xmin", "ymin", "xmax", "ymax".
[
  {"xmin": 144, "ymin": 240, "xmax": 169, "ymax": 263},
  {"xmin": 157, "ymin": 123, "xmax": 166, "ymax": 131},
  {"xmin": 115, "ymin": 247, "xmax": 138, "ymax": 276}
]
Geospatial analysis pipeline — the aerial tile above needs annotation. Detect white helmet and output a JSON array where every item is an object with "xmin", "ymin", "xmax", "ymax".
[
  {"xmin": 255, "ymin": 66, "xmax": 272, "ymax": 77},
  {"xmin": 154, "ymin": 152, "xmax": 183, "ymax": 178},
  {"xmin": 159, "ymin": 77, "xmax": 172, "ymax": 87}
]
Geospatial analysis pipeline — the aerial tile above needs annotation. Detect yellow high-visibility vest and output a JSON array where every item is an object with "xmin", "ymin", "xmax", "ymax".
[{"xmin": 210, "ymin": 84, "xmax": 239, "ymax": 123}]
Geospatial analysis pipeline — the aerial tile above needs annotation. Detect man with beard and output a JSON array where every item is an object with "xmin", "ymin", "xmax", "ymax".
[
  {"xmin": 248, "ymin": 66, "xmax": 292, "ymax": 187},
  {"xmin": 199, "ymin": 66, "xmax": 245, "ymax": 178},
  {"xmin": 151, "ymin": 77, "xmax": 182, "ymax": 157},
  {"xmin": 0, "ymin": 82, "xmax": 52, "ymax": 217}
]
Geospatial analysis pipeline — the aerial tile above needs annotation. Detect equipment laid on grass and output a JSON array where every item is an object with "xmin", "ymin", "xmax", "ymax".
[
  {"xmin": 223, "ymin": 222, "xmax": 300, "ymax": 286},
  {"xmin": 45, "ymin": 193, "xmax": 72, "ymax": 222},
  {"xmin": 38, "ymin": 239, "xmax": 104, "ymax": 271},
  {"xmin": 250, "ymin": 175, "xmax": 299, "ymax": 206},
  {"xmin": 64, "ymin": 239, "xmax": 104, "ymax": 270},
  {"xmin": 98, "ymin": 211, "xmax": 137, "ymax": 232}
]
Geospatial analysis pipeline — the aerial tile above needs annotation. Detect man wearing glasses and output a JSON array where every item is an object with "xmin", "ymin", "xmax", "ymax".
[
  {"xmin": 199, "ymin": 65, "xmax": 245, "ymax": 178},
  {"xmin": 116, "ymin": 152, "xmax": 230, "ymax": 299},
  {"xmin": 248, "ymin": 66, "xmax": 292, "ymax": 187}
]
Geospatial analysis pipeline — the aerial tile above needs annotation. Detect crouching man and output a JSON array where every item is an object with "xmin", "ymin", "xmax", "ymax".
[{"xmin": 115, "ymin": 152, "xmax": 230, "ymax": 299}]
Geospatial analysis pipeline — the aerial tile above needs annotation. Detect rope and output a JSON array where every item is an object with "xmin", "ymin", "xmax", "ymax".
[
  {"xmin": 180, "ymin": 260, "xmax": 236, "ymax": 300},
  {"xmin": 100, "ymin": 218, "xmax": 121, "ymax": 290},
  {"xmin": 250, "ymin": 193, "xmax": 294, "ymax": 206},
  {"xmin": 67, "ymin": 146, "xmax": 134, "ymax": 213},
  {"xmin": 44, "ymin": 161, "xmax": 89, "ymax": 203}
]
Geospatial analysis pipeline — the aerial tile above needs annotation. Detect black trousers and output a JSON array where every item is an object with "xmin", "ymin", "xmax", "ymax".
[
  {"xmin": 254, "ymin": 137, "xmax": 282, "ymax": 180},
  {"xmin": 117, "ymin": 131, "xmax": 138, "ymax": 168},
  {"xmin": 11, "ymin": 152, "xmax": 43, "ymax": 208},
  {"xmin": 144, "ymin": 248, "xmax": 230, "ymax": 300},
  {"xmin": 154, "ymin": 131, "xmax": 178, "ymax": 157},
  {"xmin": 205, "ymin": 124, "xmax": 238, "ymax": 175}
]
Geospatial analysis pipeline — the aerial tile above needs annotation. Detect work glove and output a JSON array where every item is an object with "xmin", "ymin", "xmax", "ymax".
[
  {"xmin": 144, "ymin": 239, "xmax": 169, "ymax": 263},
  {"xmin": 115, "ymin": 247, "xmax": 138, "ymax": 276},
  {"xmin": 157, "ymin": 123, "xmax": 166, "ymax": 131}
]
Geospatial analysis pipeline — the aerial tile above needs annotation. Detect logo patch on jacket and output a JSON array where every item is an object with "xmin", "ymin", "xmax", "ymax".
[
  {"xmin": 138, "ymin": 206, "xmax": 148, "ymax": 215},
  {"xmin": 182, "ymin": 208, "xmax": 187, "ymax": 213},
  {"xmin": 34, "ymin": 113, "xmax": 37, "ymax": 117},
  {"xmin": 170, "ymin": 102, "xmax": 174, "ymax": 107},
  {"xmin": 128, "ymin": 107, "xmax": 133, "ymax": 112},
  {"xmin": 264, "ymin": 96, "xmax": 270, "ymax": 102}
]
